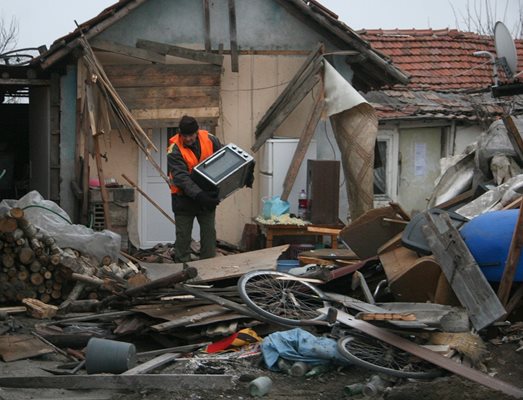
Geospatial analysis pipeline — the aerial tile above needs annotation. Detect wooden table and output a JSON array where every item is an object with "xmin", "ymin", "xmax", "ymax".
[{"xmin": 256, "ymin": 222, "xmax": 342, "ymax": 248}]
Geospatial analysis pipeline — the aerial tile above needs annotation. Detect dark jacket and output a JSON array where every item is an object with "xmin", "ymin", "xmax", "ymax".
[{"xmin": 167, "ymin": 133, "xmax": 222, "ymax": 214}]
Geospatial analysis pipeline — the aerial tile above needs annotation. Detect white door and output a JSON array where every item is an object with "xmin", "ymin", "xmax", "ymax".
[{"xmin": 138, "ymin": 128, "xmax": 200, "ymax": 248}]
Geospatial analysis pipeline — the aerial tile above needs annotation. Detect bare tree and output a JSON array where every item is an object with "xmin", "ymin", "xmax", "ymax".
[
  {"xmin": 0, "ymin": 15, "xmax": 18, "ymax": 55},
  {"xmin": 450, "ymin": 0, "xmax": 523, "ymax": 38}
]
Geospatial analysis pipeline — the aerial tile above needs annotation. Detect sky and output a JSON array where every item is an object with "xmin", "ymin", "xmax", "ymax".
[{"xmin": 0, "ymin": 0, "xmax": 521, "ymax": 51}]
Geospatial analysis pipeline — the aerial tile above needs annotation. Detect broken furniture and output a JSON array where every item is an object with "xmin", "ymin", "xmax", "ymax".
[
  {"xmin": 255, "ymin": 221, "xmax": 341, "ymax": 248},
  {"xmin": 307, "ymin": 159, "xmax": 340, "ymax": 224}
]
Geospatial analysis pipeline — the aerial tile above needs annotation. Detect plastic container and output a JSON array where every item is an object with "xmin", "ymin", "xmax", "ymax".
[
  {"xmin": 298, "ymin": 189, "xmax": 308, "ymax": 219},
  {"xmin": 277, "ymin": 259, "xmax": 300, "ymax": 272},
  {"xmin": 460, "ymin": 209, "xmax": 523, "ymax": 282},
  {"xmin": 249, "ymin": 376, "xmax": 273, "ymax": 397},
  {"xmin": 85, "ymin": 338, "xmax": 136, "ymax": 374}
]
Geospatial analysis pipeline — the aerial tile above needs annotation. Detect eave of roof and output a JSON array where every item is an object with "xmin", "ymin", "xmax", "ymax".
[{"xmin": 32, "ymin": 0, "xmax": 409, "ymax": 90}]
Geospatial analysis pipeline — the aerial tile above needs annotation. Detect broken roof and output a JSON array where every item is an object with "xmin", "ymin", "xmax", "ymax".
[
  {"xmin": 359, "ymin": 28, "xmax": 523, "ymax": 121},
  {"xmin": 35, "ymin": 0, "xmax": 408, "ymax": 90}
]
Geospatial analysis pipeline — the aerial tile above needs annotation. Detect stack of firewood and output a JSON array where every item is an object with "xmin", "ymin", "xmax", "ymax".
[{"xmin": 0, "ymin": 207, "xmax": 135, "ymax": 306}]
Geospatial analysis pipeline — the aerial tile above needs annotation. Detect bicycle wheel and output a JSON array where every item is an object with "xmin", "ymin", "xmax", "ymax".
[
  {"xmin": 337, "ymin": 335, "xmax": 442, "ymax": 379},
  {"xmin": 238, "ymin": 270, "xmax": 330, "ymax": 326}
]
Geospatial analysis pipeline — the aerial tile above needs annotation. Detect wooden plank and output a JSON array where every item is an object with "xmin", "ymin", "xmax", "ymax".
[
  {"xmin": 255, "ymin": 42, "xmax": 323, "ymax": 134},
  {"xmin": 252, "ymin": 72, "xmax": 321, "ymax": 151},
  {"xmin": 104, "ymin": 64, "xmax": 221, "ymax": 88},
  {"xmin": 136, "ymin": 39, "xmax": 223, "ymax": 66},
  {"xmin": 255, "ymin": 55, "xmax": 323, "ymax": 137},
  {"xmin": 281, "ymin": 94, "xmax": 324, "ymax": 201},
  {"xmin": 0, "ymin": 335, "xmax": 54, "ymax": 362},
  {"xmin": 503, "ymin": 115, "xmax": 523, "ymax": 164},
  {"xmin": 151, "ymin": 309, "xmax": 229, "ymax": 332},
  {"xmin": 0, "ymin": 78, "xmax": 49, "ymax": 85},
  {"xmin": 421, "ymin": 212, "xmax": 505, "ymax": 330},
  {"xmin": 142, "ymin": 245, "xmax": 288, "ymax": 283},
  {"xmin": 121, "ymin": 353, "xmax": 180, "ymax": 375},
  {"xmin": 0, "ymin": 374, "xmax": 233, "ymax": 391},
  {"xmin": 131, "ymin": 107, "xmax": 220, "ymax": 121},
  {"xmin": 41, "ymin": 0, "xmax": 149, "ymax": 69},
  {"xmin": 203, "ymin": 0, "xmax": 211, "ymax": 51},
  {"xmin": 331, "ymin": 309, "xmax": 523, "ymax": 399},
  {"xmin": 138, "ymin": 116, "xmax": 219, "ymax": 129},
  {"xmin": 116, "ymin": 86, "xmax": 220, "ymax": 109},
  {"xmin": 228, "ymin": 0, "xmax": 239, "ymax": 72},
  {"xmin": 498, "ymin": 198, "xmax": 523, "ymax": 305},
  {"xmin": 90, "ymin": 38, "xmax": 166, "ymax": 63}
]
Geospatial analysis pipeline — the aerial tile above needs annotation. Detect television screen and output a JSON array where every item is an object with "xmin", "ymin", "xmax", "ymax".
[{"xmin": 198, "ymin": 148, "xmax": 246, "ymax": 183}]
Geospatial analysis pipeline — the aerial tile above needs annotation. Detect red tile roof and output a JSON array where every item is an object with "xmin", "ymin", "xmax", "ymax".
[{"xmin": 360, "ymin": 28, "xmax": 523, "ymax": 91}]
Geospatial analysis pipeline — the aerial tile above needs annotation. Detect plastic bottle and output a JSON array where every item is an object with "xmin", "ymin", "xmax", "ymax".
[{"xmin": 298, "ymin": 189, "xmax": 308, "ymax": 219}]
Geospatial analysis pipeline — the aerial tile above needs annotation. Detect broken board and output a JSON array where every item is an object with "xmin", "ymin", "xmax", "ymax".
[
  {"xmin": 421, "ymin": 212, "xmax": 505, "ymax": 330},
  {"xmin": 0, "ymin": 334, "xmax": 55, "ymax": 362},
  {"xmin": 142, "ymin": 245, "xmax": 287, "ymax": 282}
]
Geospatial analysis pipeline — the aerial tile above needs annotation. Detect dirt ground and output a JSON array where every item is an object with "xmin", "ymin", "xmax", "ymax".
[{"xmin": 0, "ymin": 336, "xmax": 521, "ymax": 400}]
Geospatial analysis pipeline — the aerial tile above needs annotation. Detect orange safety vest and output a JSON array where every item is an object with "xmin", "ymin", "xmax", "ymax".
[{"xmin": 167, "ymin": 130, "xmax": 214, "ymax": 194}]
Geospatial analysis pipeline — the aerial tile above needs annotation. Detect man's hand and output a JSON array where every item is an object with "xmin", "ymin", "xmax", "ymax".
[
  {"xmin": 196, "ymin": 191, "xmax": 220, "ymax": 208},
  {"xmin": 245, "ymin": 162, "xmax": 255, "ymax": 188}
]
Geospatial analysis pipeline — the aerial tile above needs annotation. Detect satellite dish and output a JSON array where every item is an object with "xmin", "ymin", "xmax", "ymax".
[{"xmin": 494, "ymin": 21, "xmax": 518, "ymax": 78}]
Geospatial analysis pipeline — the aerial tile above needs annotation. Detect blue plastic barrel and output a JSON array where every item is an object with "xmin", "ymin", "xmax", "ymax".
[
  {"xmin": 277, "ymin": 259, "xmax": 300, "ymax": 273},
  {"xmin": 460, "ymin": 209, "xmax": 523, "ymax": 282}
]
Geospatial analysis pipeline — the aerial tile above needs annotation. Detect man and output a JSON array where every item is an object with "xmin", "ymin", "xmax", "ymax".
[{"xmin": 167, "ymin": 115, "xmax": 222, "ymax": 263}]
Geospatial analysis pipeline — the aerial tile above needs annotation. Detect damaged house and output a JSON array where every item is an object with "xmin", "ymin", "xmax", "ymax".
[
  {"xmin": 359, "ymin": 28, "xmax": 523, "ymax": 213},
  {"xmin": 0, "ymin": 0, "xmax": 409, "ymax": 249}
]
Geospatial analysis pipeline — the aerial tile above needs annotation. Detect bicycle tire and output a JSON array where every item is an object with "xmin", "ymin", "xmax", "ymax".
[
  {"xmin": 238, "ymin": 270, "xmax": 330, "ymax": 326},
  {"xmin": 337, "ymin": 335, "xmax": 442, "ymax": 379}
]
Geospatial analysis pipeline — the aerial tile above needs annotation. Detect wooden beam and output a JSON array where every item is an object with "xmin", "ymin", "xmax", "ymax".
[
  {"xmin": 0, "ymin": 78, "xmax": 49, "ymax": 85},
  {"xmin": 121, "ymin": 353, "xmax": 180, "ymax": 375},
  {"xmin": 422, "ymin": 212, "xmax": 505, "ymax": 330},
  {"xmin": 331, "ymin": 309, "xmax": 523, "ymax": 399},
  {"xmin": 104, "ymin": 64, "xmax": 221, "ymax": 88},
  {"xmin": 255, "ymin": 42, "xmax": 323, "ymax": 135},
  {"xmin": 136, "ymin": 39, "xmax": 223, "ymax": 66},
  {"xmin": 203, "ymin": 0, "xmax": 211, "ymax": 52},
  {"xmin": 40, "ymin": 0, "xmax": 149, "ymax": 69},
  {"xmin": 130, "ymin": 107, "xmax": 220, "ymax": 121},
  {"xmin": 281, "ymin": 94, "xmax": 324, "ymax": 201},
  {"xmin": 90, "ymin": 38, "xmax": 166, "ymax": 64},
  {"xmin": 122, "ymin": 174, "xmax": 175, "ymax": 225},
  {"xmin": 497, "ymin": 197, "xmax": 523, "ymax": 305},
  {"xmin": 252, "ymin": 72, "xmax": 321, "ymax": 152},
  {"xmin": 0, "ymin": 374, "xmax": 233, "ymax": 391},
  {"xmin": 228, "ymin": 0, "xmax": 239, "ymax": 72},
  {"xmin": 503, "ymin": 115, "xmax": 523, "ymax": 164}
]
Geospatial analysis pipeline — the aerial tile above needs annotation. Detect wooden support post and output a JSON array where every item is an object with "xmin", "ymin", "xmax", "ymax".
[
  {"xmin": 280, "ymin": 92, "xmax": 324, "ymax": 201},
  {"xmin": 497, "ymin": 197, "xmax": 523, "ymax": 305},
  {"xmin": 121, "ymin": 174, "xmax": 175, "ymax": 225},
  {"xmin": 85, "ymin": 83, "xmax": 112, "ymax": 230},
  {"xmin": 228, "ymin": 0, "xmax": 239, "ymax": 72},
  {"xmin": 203, "ymin": 0, "xmax": 211, "ymax": 52}
]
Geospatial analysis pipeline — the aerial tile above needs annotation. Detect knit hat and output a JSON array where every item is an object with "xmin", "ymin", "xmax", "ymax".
[{"xmin": 179, "ymin": 115, "xmax": 199, "ymax": 136}]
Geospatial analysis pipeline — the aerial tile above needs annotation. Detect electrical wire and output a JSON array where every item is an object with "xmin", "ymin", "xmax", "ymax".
[{"xmin": 21, "ymin": 205, "xmax": 72, "ymax": 225}]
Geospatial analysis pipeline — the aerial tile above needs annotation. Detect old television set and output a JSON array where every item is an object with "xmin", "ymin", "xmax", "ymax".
[{"xmin": 192, "ymin": 143, "xmax": 254, "ymax": 200}]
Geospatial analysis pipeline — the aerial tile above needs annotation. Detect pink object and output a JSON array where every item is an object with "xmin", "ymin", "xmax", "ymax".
[{"xmin": 89, "ymin": 178, "xmax": 100, "ymax": 187}]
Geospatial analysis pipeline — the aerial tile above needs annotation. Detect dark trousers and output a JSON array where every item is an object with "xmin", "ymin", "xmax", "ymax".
[{"xmin": 174, "ymin": 209, "xmax": 216, "ymax": 263}]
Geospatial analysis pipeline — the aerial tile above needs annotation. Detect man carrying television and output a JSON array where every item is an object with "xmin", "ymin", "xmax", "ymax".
[{"xmin": 167, "ymin": 115, "xmax": 223, "ymax": 263}]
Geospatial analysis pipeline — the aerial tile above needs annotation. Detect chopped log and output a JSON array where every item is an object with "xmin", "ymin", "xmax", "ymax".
[
  {"xmin": 29, "ymin": 239, "xmax": 44, "ymax": 256},
  {"xmin": 37, "ymin": 285, "xmax": 46, "ymax": 294},
  {"xmin": 30, "ymin": 273, "xmax": 44, "ymax": 286},
  {"xmin": 125, "ymin": 266, "xmax": 197, "ymax": 297},
  {"xmin": 12, "ymin": 228, "xmax": 24, "ymax": 241},
  {"xmin": 39, "ymin": 293, "xmax": 51, "ymax": 303},
  {"xmin": 17, "ymin": 270, "xmax": 28, "ymax": 282},
  {"xmin": 22, "ymin": 298, "xmax": 58, "ymax": 319},
  {"xmin": 0, "ymin": 217, "xmax": 17, "ymax": 233},
  {"xmin": 2, "ymin": 253, "xmax": 14, "ymax": 268},
  {"xmin": 66, "ymin": 299, "xmax": 100, "ymax": 313},
  {"xmin": 58, "ymin": 281, "xmax": 86, "ymax": 310},
  {"xmin": 51, "ymin": 290, "xmax": 62, "ymax": 300},
  {"xmin": 43, "ymin": 271, "xmax": 52, "ymax": 280},
  {"xmin": 19, "ymin": 247, "xmax": 35, "ymax": 265},
  {"xmin": 71, "ymin": 272, "xmax": 105, "ymax": 287}
]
